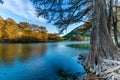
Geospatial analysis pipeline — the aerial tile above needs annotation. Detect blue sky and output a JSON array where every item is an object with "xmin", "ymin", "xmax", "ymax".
[{"xmin": 0, "ymin": 0, "xmax": 79, "ymax": 35}]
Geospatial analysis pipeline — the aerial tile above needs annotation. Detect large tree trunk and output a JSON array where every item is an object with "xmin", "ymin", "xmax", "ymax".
[
  {"xmin": 84, "ymin": 0, "xmax": 120, "ymax": 78},
  {"xmin": 113, "ymin": 19, "xmax": 120, "ymax": 48},
  {"xmin": 84, "ymin": 0, "xmax": 99, "ymax": 70},
  {"xmin": 97, "ymin": 0, "xmax": 119, "ymax": 60},
  {"xmin": 113, "ymin": 0, "xmax": 120, "ymax": 48},
  {"xmin": 107, "ymin": 0, "xmax": 113, "ymax": 35}
]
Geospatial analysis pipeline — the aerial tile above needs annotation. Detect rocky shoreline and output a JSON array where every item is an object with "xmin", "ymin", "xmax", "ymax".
[{"xmin": 78, "ymin": 54, "xmax": 106, "ymax": 80}]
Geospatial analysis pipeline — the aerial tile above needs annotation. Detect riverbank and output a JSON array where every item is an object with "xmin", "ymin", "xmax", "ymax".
[
  {"xmin": 78, "ymin": 54, "xmax": 106, "ymax": 80},
  {"xmin": 0, "ymin": 39, "xmax": 67, "ymax": 43},
  {"xmin": 0, "ymin": 39, "xmax": 89, "ymax": 44}
]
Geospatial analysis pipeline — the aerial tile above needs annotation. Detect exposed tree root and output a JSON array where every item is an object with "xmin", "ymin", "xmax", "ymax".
[{"xmin": 88, "ymin": 59, "xmax": 120, "ymax": 80}]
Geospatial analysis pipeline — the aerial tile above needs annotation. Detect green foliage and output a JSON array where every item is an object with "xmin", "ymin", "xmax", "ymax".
[
  {"xmin": 64, "ymin": 20, "xmax": 91, "ymax": 41},
  {"xmin": 71, "ymin": 35, "xmax": 77, "ymax": 41},
  {"xmin": 0, "ymin": 0, "xmax": 3, "ymax": 4},
  {"xmin": 30, "ymin": 0, "xmax": 92, "ymax": 33},
  {"xmin": 64, "ymin": 30, "xmax": 90, "ymax": 41}
]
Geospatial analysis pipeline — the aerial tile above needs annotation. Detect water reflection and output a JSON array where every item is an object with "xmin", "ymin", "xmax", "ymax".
[
  {"xmin": 0, "ymin": 43, "xmax": 47, "ymax": 64},
  {"xmin": 67, "ymin": 43, "xmax": 89, "ymax": 50},
  {"xmin": 0, "ymin": 42, "xmax": 88, "ymax": 80}
]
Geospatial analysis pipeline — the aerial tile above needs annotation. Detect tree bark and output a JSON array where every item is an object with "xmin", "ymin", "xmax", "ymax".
[
  {"xmin": 84, "ymin": 0, "xmax": 98, "ymax": 69},
  {"xmin": 84, "ymin": 0, "xmax": 120, "ymax": 71},
  {"xmin": 113, "ymin": 0, "xmax": 120, "ymax": 48},
  {"xmin": 113, "ymin": 19, "xmax": 120, "ymax": 48},
  {"xmin": 107, "ymin": 0, "xmax": 113, "ymax": 35}
]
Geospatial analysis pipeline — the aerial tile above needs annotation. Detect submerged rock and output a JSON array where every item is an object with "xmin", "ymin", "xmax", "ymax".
[{"xmin": 78, "ymin": 54, "xmax": 86, "ymax": 60}]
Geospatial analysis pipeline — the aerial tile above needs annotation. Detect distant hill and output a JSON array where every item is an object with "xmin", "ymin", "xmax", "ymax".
[{"xmin": 63, "ymin": 21, "xmax": 91, "ymax": 39}]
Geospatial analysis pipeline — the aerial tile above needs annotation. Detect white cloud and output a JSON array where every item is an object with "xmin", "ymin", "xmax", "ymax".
[{"xmin": 2, "ymin": 0, "xmax": 46, "ymax": 23}]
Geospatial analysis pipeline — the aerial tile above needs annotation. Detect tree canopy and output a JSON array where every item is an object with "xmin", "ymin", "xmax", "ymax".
[
  {"xmin": 0, "ymin": 0, "xmax": 3, "ymax": 4},
  {"xmin": 30, "ymin": 0, "xmax": 93, "ymax": 33}
]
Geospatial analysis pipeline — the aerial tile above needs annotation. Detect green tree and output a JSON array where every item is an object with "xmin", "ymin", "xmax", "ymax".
[
  {"xmin": 71, "ymin": 35, "xmax": 77, "ymax": 41},
  {"xmin": 31, "ymin": 0, "xmax": 120, "ymax": 79}
]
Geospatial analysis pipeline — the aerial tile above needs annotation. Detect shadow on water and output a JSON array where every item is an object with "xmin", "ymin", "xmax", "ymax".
[{"xmin": 67, "ymin": 44, "xmax": 89, "ymax": 50}]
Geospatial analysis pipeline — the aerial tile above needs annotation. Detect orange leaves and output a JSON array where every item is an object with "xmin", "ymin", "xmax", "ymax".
[
  {"xmin": 0, "ymin": 17, "xmax": 56, "ymax": 42},
  {"xmin": 19, "ymin": 22, "xmax": 30, "ymax": 29},
  {"xmin": 5, "ymin": 25, "xmax": 19, "ymax": 39}
]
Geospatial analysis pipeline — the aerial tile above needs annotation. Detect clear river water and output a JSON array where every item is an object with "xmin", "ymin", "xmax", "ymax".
[{"xmin": 0, "ymin": 41, "xmax": 89, "ymax": 80}]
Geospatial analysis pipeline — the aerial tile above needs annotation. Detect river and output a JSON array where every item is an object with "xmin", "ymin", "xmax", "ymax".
[{"xmin": 0, "ymin": 41, "xmax": 89, "ymax": 80}]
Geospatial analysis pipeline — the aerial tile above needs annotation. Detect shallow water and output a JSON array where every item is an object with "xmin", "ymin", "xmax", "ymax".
[{"xmin": 0, "ymin": 41, "xmax": 89, "ymax": 80}]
